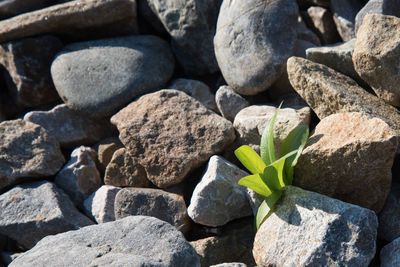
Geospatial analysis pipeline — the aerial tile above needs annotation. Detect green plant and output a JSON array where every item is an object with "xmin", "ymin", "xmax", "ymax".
[{"xmin": 234, "ymin": 105, "xmax": 309, "ymax": 230}]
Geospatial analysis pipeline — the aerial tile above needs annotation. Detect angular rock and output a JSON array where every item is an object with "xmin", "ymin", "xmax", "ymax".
[
  {"xmin": 9, "ymin": 216, "xmax": 200, "ymax": 266},
  {"xmin": 295, "ymin": 112, "xmax": 397, "ymax": 212},
  {"xmin": 253, "ymin": 186, "xmax": 378, "ymax": 266},
  {"xmin": 111, "ymin": 89, "xmax": 235, "ymax": 188},
  {"xmin": 306, "ymin": 6, "xmax": 341, "ymax": 44},
  {"xmin": 0, "ymin": 0, "xmax": 139, "ymax": 43},
  {"xmin": 0, "ymin": 181, "xmax": 93, "ymax": 249},
  {"xmin": 55, "ymin": 146, "xmax": 102, "ymax": 207},
  {"xmin": 380, "ymin": 237, "xmax": 400, "ymax": 267},
  {"xmin": 93, "ymin": 137, "xmax": 123, "ymax": 174},
  {"xmin": 0, "ymin": 119, "xmax": 65, "ymax": 191},
  {"xmin": 0, "ymin": 35, "xmax": 63, "ymax": 108},
  {"xmin": 83, "ymin": 185, "xmax": 121, "ymax": 224},
  {"xmin": 188, "ymin": 156, "xmax": 251, "ymax": 227},
  {"xmin": 330, "ymin": 0, "xmax": 363, "ymax": 41},
  {"xmin": 115, "ymin": 188, "xmax": 190, "ymax": 233},
  {"xmin": 214, "ymin": 0, "xmax": 299, "ymax": 95},
  {"xmin": 24, "ymin": 104, "xmax": 114, "ymax": 148},
  {"xmin": 287, "ymin": 56, "xmax": 400, "ymax": 143},
  {"xmin": 378, "ymin": 183, "xmax": 400, "ymax": 242},
  {"xmin": 353, "ymin": 14, "xmax": 400, "ymax": 106},
  {"xmin": 51, "ymin": 35, "xmax": 174, "ymax": 118},
  {"xmin": 104, "ymin": 148, "xmax": 150, "ymax": 187},
  {"xmin": 216, "ymin": 85, "xmax": 249, "ymax": 122}
]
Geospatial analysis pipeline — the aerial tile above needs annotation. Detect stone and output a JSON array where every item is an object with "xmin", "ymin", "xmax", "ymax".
[
  {"xmin": 295, "ymin": 112, "xmax": 397, "ymax": 212},
  {"xmin": 214, "ymin": 0, "xmax": 299, "ymax": 95},
  {"xmin": 168, "ymin": 78, "xmax": 218, "ymax": 112},
  {"xmin": 0, "ymin": 0, "xmax": 57, "ymax": 20},
  {"xmin": 380, "ymin": 237, "xmax": 400, "ymax": 267},
  {"xmin": 55, "ymin": 146, "xmax": 102, "ymax": 207},
  {"xmin": 353, "ymin": 14, "xmax": 400, "ymax": 106},
  {"xmin": 24, "ymin": 104, "xmax": 114, "ymax": 148},
  {"xmin": 215, "ymin": 85, "xmax": 249, "ymax": 122},
  {"xmin": 104, "ymin": 148, "xmax": 151, "ymax": 187},
  {"xmin": 287, "ymin": 56, "xmax": 400, "ymax": 144},
  {"xmin": 306, "ymin": 6, "xmax": 341, "ymax": 44},
  {"xmin": 246, "ymin": 188, "xmax": 264, "ymax": 216},
  {"xmin": 51, "ymin": 35, "xmax": 174, "ymax": 118},
  {"xmin": 0, "ymin": 35, "xmax": 63, "ymax": 108},
  {"xmin": 210, "ymin": 264, "xmax": 247, "ymax": 267},
  {"xmin": 111, "ymin": 89, "xmax": 235, "ymax": 188},
  {"xmin": 253, "ymin": 186, "xmax": 378, "ymax": 266},
  {"xmin": 188, "ymin": 156, "xmax": 252, "ymax": 227},
  {"xmin": 0, "ymin": 119, "xmax": 65, "ymax": 191},
  {"xmin": 378, "ymin": 183, "xmax": 400, "ymax": 242},
  {"xmin": 0, "ymin": 0, "xmax": 139, "ymax": 44},
  {"xmin": 83, "ymin": 185, "xmax": 121, "ymax": 224},
  {"xmin": 9, "ymin": 216, "xmax": 200, "ymax": 266},
  {"xmin": 330, "ymin": 0, "xmax": 364, "ymax": 41},
  {"xmin": 296, "ymin": 15, "xmax": 321, "ymax": 46},
  {"xmin": 93, "ymin": 137, "xmax": 124, "ymax": 174},
  {"xmin": 0, "ymin": 181, "xmax": 93, "ymax": 249}
]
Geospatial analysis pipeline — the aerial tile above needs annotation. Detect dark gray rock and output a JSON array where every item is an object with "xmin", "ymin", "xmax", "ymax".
[
  {"xmin": 380, "ymin": 237, "xmax": 400, "ymax": 267},
  {"xmin": 330, "ymin": 0, "xmax": 364, "ymax": 41},
  {"xmin": 378, "ymin": 183, "xmax": 400, "ymax": 242},
  {"xmin": 0, "ymin": 181, "xmax": 93, "ymax": 249},
  {"xmin": 51, "ymin": 35, "xmax": 174, "ymax": 118},
  {"xmin": 215, "ymin": 85, "xmax": 249, "ymax": 122},
  {"xmin": 9, "ymin": 216, "xmax": 200, "ymax": 267}
]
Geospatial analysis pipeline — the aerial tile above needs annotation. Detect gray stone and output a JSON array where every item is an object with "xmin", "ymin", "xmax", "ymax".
[
  {"xmin": 9, "ymin": 216, "xmax": 200, "ymax": 267},
  {"xmin": 51, "ymin": 35, "xmax": 175, "ymax": 118},
  {"xmin": 55, "ymin": 146, "xmax": 102, "ymax": 207},
  {"xmin": 215, "ymin": 85, "xmax": 249, "ymax": 122},
  {"xmin": 296, "ymin": 15, "xmax": 321, "ymax": 46},
  {"xmin": 188, "ymin": 156, "xmax": 251, "ymax": 227},
  {"xmin": 83, "ymin": 185, "xmax": 121, "ymax": 224},
  {"xmin": 380, "ymin": 237, "xmax": 400, "ymax": 267},
  {"xmin": 111, "ymin": 89, "xmax": 235, "ymax": 188},
  {"xmin": 246, "ymin": 188, "xmax": 264, "ymax": 216},
  {"xmin": 214, "ymin": 0, "xmax": 299, "ymax": 95},
  {"xmin": 330, "ymin": 0, "xmax": 364, "ymax": 41},
  {"xmin": 253, "ymin": 186, "xmax": 378, "ymax": 267},
  {"xmin": 306, "ymin": 6, "xmax": 341, "ymax": 44},
  {"xmin": 378, "ymin": 183, "xmax": 400, "ymax": 242},
  {"xmin": 353, "ymin": 14, "xmax": 400, "ymax": 106},
  {"xmin": 0, "ymin": 181, "xmax": 93, "ymax": 249},
  {"xmin": 24, "ymin": 104, "xmax": 114, "ymax": 148},
  {"xmin": 93, "ymin": 137, "xmax": 123, "ymax": 174},
  {"xmin": 0, "ymin": 119, "xmax": 65, "ymax": 191}
]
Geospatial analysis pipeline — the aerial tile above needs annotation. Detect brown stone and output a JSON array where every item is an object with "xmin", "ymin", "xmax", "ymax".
[
  {"xmin": 93, "ymin": 137, "xmax": 123, "ymax": 174},
  {"xmin": 306, "ymin": 6, "xmax": 341, "ymax": 44}
]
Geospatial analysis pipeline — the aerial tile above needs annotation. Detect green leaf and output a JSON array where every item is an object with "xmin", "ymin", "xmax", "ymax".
[
  {"xmin": 238, "ymin": 174, "xmax": 273, "ymax": 197},
  {"xmin": 263, "ymin": 150, "xmax": 298, "ymax": 189},
  {"xmin": 260, "ymin": 103, "xmax": 282, "ymax": 165},
  {"xmin": 234, "ymin": 145, "xmax": 266, "ymax": 174},
  {"xmin": 255, "ymin": 190, "xmax": 282, "ymax": 230}
]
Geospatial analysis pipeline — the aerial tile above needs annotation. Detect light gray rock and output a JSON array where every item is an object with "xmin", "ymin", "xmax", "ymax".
[
  {"xmin": 115, "ymin": 188, "xmax": 190, "ymax": 233},
  {"xmin": 253, "ymin": 186, "xmax": 378, "ymax": 267},
  {"xmin": 111, "ymin": 89, "xmax": 235, "ymax": 188},
  {"xmin": 330, "ymin": 0, "xmax": 364, "ymax": 41},
  {"xmin": 188, "ymin": 155, "xmax": 251, "ymax": 227},
  {"xmin": 0, "ymin": 181, "xmax": 93, "ymax": 249},
  {"xmin": 9, "ymin": 216, "xmax": 200, "ymax": 267},
  {"xmin": 83, "ymin": 185, "xmax": 121, "ymax": 224},
  {"xmin": 306, "ymin": 6, "xmax": 341, "ymax": 44},
  {"xmin": 378, "ymin": 183, "xmax": 400, "ymax": 242},
  {"xmin": 24, "ymin": 104, "xmax": 114, "ymax": 148},
  {"xmin": 214, "ymin": 0, "xmax": 299, "ymax": 95},
  {"xmin": 381, "ymin": 237, "xmax": 400, "ymax": 267},
  {"xmin": 51, "ymin": 35, "xmax": 174, "ymax": 118},
  {"xmin": 55, "ymin": 146, "xmax": 102, "ymax": 207},
  {"xmin": 0, "ymin": 119, "xmax": 65, "ymax": 191},
  {"xmin": 215, "ymin": 85, "xmax": 249, "ymax": 122}
]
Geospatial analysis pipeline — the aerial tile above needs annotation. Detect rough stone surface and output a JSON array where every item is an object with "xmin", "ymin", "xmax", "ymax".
[
  {"xmin": 93, "ymin": 137, "xmax": 123, "ymax": 174},
  {"xmin": 253, "ymin": 186, "xmax": 378, "ymax": 267},
  {"xmin": 0, "ymin": 119, "xmax": 65, "ymax": 191},
  {"xmin": 55, "ymin": 146, "xmax": 102, "ymax": 207},
  {"xmin": 306, "ymin": 6, "xmax": 341, "ymax": 44},
  {"xmin": 9, "ymin": 216, "xmax": 200, "ymax": 267},
  {"xmin": 0, "ymin": 181, "xmax": 93, "ymax": 249},
  {"xmin": 378, "ymin": 183, "xmax": 400, "ymax": 242},
  {"xmin": 380, "ymin": 237, "xmax": 400, "ymax": 267},
  {"xmin": 115, "ymin": 188, "xmax": 190, "ymax": 233},
  {"xmin": 287, "ymin": 56, "xmax": 400, "ymax": 144},
  {"xmin": 216, "ymin": 85, "xmax": 249, "ymax": 122},
  {"xmin": 353, "ymin": 14, "xmax": 400, "ymax": 106},
  {"xmin": 295, "ymin": 112, "xmax": 397, "ymax": 212},
  {"xmin": 24, "ymin": 104, "xmax": 114, "ymax": 148},
  {"xmin": 188, "ymin": 156, "xmax": 251, "ymax": 227},
  {"xmin": 83, "ymin": 185, "xmax": 121, "ymax": 224},
  {"xmin": 51, "ymin": 35, "xmax": 174, "ymax": 118},
  {"xmin": 111, "ymin": 89, "xmax": 235, "ymax": 188},
  {"xmin": 104, "ymin": 148, "xmax": 151, "ymax": 187},
  {"xmin": 214, "ymin": 0, "xmax": 299, "ymax": 95},
  {"xmin": 330, "ymin": 0, "xmax": 363, "ymax": 41},
  {"xmin": 0, "ymin": 35, "xmax": 63, "ymax": 108}
]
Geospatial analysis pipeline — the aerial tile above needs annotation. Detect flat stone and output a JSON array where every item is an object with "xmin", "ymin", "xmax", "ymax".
[
  {"xmin": 24, "ymin": 104, "xmax": 114, "ymax": 148},
  {"xmin": 330, "ymin": 0, "xmax": 364, "ymax": 41},
  {"xmin": 0, "ymin": 181, "xmax": 93, "ymax": 249},
  {"xmin": 0, "ymin": 119, "xmax": 65, "ymax": 191},
  {"xmin": 253, "ymin": 186, "xmax": 378, "ymax": 266},
  {"xmin": 378, "ymin": 183, "xmax": 400, "ymax": 242},
  {"xmin": 104, "ymin": 148, "xmax": 151, "ymax": 187},
  {"xmin": 111, "ymin": 89, "xmax": 235, "ymax": 188},
  {"xmin": 115, "ymin": 188, "xmax": 190, "ymax": 233},
  {"xmin": 353, "ymin": 14, "xmax": 400, "ymax": 106},
  {"xmin": 83, "ymin": 185, "xmax": 121, "ymax": 224},
  {"xmin": 306, "ymin": 6, "xmax": 341, "ymax": 44},
  {"xmin": 9, "ymin": 216, "xmax": 200, "ymax": 266},
  {"xmin": 214, "ymin": 0, "xmax": 299, "ymax": 95},
  {"xmin": 51, "ymin": 35, "xmax": 174, "ymax": 118},
  {"xmin": 216, "ymin": 85, "xmax": 249, "ymax": 122},
  {"xmin": 55, "ymin": 146, "xmax": 102, "ymax": 207},
  {"xmin": 380, "ymin": 237, "xmax": 400, "ymax": 267}
]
